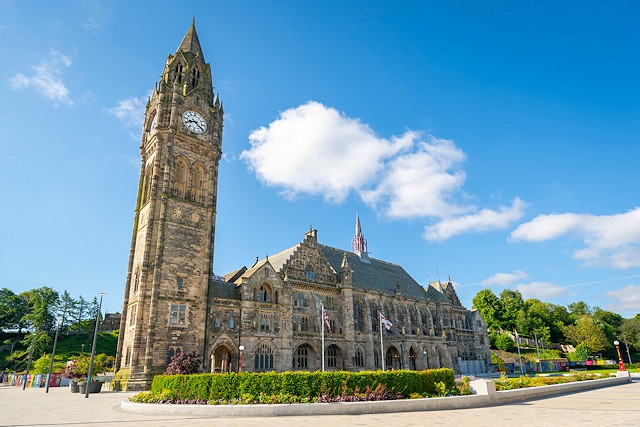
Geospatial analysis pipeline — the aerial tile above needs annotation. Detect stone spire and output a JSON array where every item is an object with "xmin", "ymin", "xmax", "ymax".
[
  {"xmin": 351, "ymin": 209, "xmax": 370, "ymax": 263},
  {"xmin": 177, "ymin": 17, "xmax": 205, "ymax": 59}
]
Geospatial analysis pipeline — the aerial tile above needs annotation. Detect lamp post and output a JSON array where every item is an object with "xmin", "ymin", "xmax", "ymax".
[
  {"xmin": 614, "ymin": 340, "xmax": 626, "ymax": 371},
  {"xmin": 85, "ymin": 292, "xmax": 105, "ymax": 398},
  {"xmin": 238, "ymin": 346, "xmax": 244, "ymax": 372},
  {"xmin": 81, "ymin": 343, "xmax": 85, "ymax": 355},
  {"xmin": 45, "ymin": 318, "xmax": 62, "ymax": 393}
]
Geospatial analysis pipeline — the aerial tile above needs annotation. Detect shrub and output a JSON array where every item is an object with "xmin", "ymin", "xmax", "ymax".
[
  {"xmin": 145, "ymin": 368, "xmax": 457, "ymax": 403},
  {"xmin": 165, "ymin": 352, "xmax": 201, "ymax": 375},
  {"xmin": 494, "ymin": 334, "xmax": 515, "ymax": 352}
]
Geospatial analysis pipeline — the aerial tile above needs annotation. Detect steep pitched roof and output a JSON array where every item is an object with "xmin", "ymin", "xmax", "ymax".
[
  {"xmin": 319, "ymin": 245, "xmax": 448, "ymax": 302},
  {"xmin": 177, "ymin": 19, "xmax": 204, "ymax": 59}
]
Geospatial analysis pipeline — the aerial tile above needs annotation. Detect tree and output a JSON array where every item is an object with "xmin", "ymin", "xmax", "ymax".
[
  {"xmin": 619, "ymin": 317, "xmax": 640, "ymax": 350},
  {"xmin": 0, "ymin": 288, "xmax": 29, "ymax": 337},
  {"xmin": 498, "ymin": 289, "xmax": 524, "ymax": 331},
  {"xmin": 568, "ymin": 301, "xmax": 591, "ymax": 322},
  {"xmin": 20, "ymin": 287, "xmax": 60, "ymax": 358},
  {"xmin": 564, "ymin": 315, "xmax": 609, "ymax": 354},
  {"xmin": 55, "ymin": 290, "xmax": 78, "ymax": 334},
  {"xmin": 472, "ymin": 289, "xmax": 502, "ymax": 330}
]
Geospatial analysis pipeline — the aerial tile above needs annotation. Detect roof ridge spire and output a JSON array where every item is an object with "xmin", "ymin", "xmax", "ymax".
[{"xmin": 351, "ymin": 209, "xmax": 370, "ymax": 263}]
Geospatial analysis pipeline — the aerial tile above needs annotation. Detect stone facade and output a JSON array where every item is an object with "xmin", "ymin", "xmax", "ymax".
[
  {"xmin": 115, "ymin": 22, "xmax": 490, "ymax": 390},
  {"xmin": 207, "ymin": 228, "xmax": 491, "ymax": 375}
]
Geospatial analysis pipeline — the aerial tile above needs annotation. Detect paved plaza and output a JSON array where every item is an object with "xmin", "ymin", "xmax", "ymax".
[{"xmin": 1, "ymin": 374, "xmax": 638, "ymax": 427}]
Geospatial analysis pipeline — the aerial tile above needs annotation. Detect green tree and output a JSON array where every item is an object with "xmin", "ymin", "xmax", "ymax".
[
  {"xmin": 56, "ymin": 290, "xmax": 77, "ymax": 334},
  {"xmin": 20, "ymin": 287, "xmax": 60, "ymax": 358},
  {"xmin": 472, "ymin": 289, "xmax": 503, "ymax": 330},
  {"xmin": 564, "ymin": 315, "xmax": 609, "ymax": 354},
  {"xmin": 568, "ymin": 301, "xmax": 591, "ymax": 322},
  {"xmin": 0, "ymin": 288, "xmax": 29, "ymax": 336},
  {"xmin": 498, "ymin": 289, "xmax": 524, "ymax": 331},
  {"xmin": 592, "ymin": 307, "xmax": 623, "ymax": 345},
  {"xmin": 619, "ymin": 317, "xmax": 640, "ymax": 350}
]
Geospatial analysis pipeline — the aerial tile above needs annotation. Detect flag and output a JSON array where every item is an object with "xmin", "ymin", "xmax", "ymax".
[
  {"xmin": 323, "ymin": 307, "xmax": 332, "ymax": 333},
  {"xmin": 380, "ymin": 313, "xmax": 392, "ymax": 330}
]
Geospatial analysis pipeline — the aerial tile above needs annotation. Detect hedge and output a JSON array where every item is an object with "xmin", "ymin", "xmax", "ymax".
[{"xmin": 150, "ymin": 368, "xmax": 455, "ymax": 401}]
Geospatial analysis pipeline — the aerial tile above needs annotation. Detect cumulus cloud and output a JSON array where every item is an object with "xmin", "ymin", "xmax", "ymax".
[
  {"xmin": 604, "ymin": 284, "xmax": 640, "ymax": 313},
  {"xmin": 481, "ymin": 270, "xmax": 530, "ymax": 287},
  {"xmin": 516, "ymin": 282, "xmax": 568, "ymax": 300},
  {"xmin": 107, "ymin": 96, "xmax": 146, "ymax": 129},
  {"xmin": 242, "ymin": 101, "xmax": 411, "ymax": 202},
  {"xmin": 9, "ymin": 50, "xmax": 73, "ymax": 106},
  {"xmin": 510, "ymin": 208, "xmax": 640, "ymax": 269},
  {"xmin": 242, "ymin": 101, "xmax": 523, "ymax": 239},
  {"xmin": 424, "ymin": 198, "xmax": 527, "ymax": 241},
  {"xmin": 480, "ymin": 270, "xmax": 568, "ymax": 300}
]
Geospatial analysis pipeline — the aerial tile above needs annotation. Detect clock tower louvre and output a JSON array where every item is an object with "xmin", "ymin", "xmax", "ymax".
[{"xmin": 115, "ymin": 20, "xmax": 223, "ymax": 391}]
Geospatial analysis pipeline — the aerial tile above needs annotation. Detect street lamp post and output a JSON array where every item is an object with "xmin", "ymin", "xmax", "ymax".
[
  {"xmin": 81, "ymin": 343, "xmax": 85, "ymax": 355},
  {"xmin": 85, "ymin": 292, "xmax": 105, "ymax": 398},
  {"xmin": 45, "ymin": 318, "xmax": 62, "ymax": 393},
  {"xmin": 614, "ymin": 340, "xmax": 626, "ymax": 371},
  {"xmin": 238, "ymin": 346, "xmax": 244, "ymax": 372}
]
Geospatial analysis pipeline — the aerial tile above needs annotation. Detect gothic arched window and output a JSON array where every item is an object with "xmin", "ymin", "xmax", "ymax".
[
  {"xmin": 142, "ymin": 165, "xmax": 153, "ymax": 205},
  {"xmin": 174, "ymin": 158, "xmax": 188, "ymax": 198},
  {"xmin": 191, "ymin": 67, "xmax": 200, "ymax": 87},
  {"xmin": 294, "ymin": 344, "xmax": 311, "ymax": 368},
  {"xmin": 254, "ymin": 342, "xmax": 274, "ymax": 371},
  {"xmin": 355, "ymin": 346, "xmax": 365, "ymax": 367},
  {"xmin": 175, "ymin": 63, "xmax": 183, "ymax": 84},
  {"xmin": 190, "ymin": 163, "xmax": 205, "ymax": 203}
]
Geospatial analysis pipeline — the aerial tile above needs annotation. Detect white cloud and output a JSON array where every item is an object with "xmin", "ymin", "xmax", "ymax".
[
  {"xmin": 242, "ymin": 101, "xmax": 524, "ymax": 239},
  {"xmin": 604, "ymin": 284, "xmax": 640, "ymax": 313},
  {"xmin": 242, "ymin": 101, "xmax": 412, "ymax": 202},
  {"xmin": 423, "ymin": 198, "xmax": 526, "ymax": 241},
  {"xmin": 8, "ymin": 50, "xmax": 73, "ymax": 106},
  {"xmin": 361, "ymin": 137, "xmax": 468, "ymax": 218},
  {"xmin": 510, "ymin": 208, "xmax": 640, "ymax": 269},
  {"xmin": 516, "ymin": 282, "xmax": 567, "ymax": 300},
  {"xmin": 107, "ymin": 96, "xmax": 146, "ymax": 129},
  {"xmin": 481, "ymin": 270, "xmax": 530, "ymax": 287}
]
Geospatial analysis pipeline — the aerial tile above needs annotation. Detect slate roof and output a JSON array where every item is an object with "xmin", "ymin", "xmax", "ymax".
[
  {"xmin": 318, "ymin": 244, "xmax": 448, "ymax": 302},
  {"xmin": 209, "ymin": 279, "xmax": 240, "ymax": 300},
  {"xmin": 221, "ymin": 235, "xmax": 450, "ymax": 304}
]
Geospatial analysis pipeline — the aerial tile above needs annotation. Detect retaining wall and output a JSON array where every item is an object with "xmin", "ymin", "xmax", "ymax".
[{"xmin": 120, "ymin": 371, "xmax": 632, "ymax": 417}]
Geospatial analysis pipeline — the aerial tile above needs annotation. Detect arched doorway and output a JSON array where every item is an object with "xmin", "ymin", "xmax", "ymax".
[
  {"xmin": 210, "ymin": 345, "xmax": 234, "ymax": 373},
  {"xmin": 385, "ymin": 346, "xmax": 401, "ymax": 370}
]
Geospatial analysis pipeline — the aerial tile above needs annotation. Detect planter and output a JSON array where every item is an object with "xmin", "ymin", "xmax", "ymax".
[
  {"xmin": 70, "ymin": 380, "xmax": 79, "ymax": 393},
  {"xmin": 77, "ymin": 381, "xmax": 103, "ymax": 394}
]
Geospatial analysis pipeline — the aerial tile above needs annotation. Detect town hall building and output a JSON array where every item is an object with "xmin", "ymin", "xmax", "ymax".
[{"xmin": 114, "ymin": 21, "xmax": 490, "ymax": 390}]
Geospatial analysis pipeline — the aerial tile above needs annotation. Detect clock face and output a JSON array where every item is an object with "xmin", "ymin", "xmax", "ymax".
[{"xmin": 182, "ymin": 110, "xmax": 207, "ymax": 134}]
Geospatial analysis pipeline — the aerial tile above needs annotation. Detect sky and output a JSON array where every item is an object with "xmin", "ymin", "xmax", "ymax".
[{"xmin": 1, "ymin": 1, "xmax": 639, "ymax": 320}]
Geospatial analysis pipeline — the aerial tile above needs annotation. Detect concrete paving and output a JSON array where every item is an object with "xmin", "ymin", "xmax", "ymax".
[{"xmin": 2, "ymin": 374, "xmax": 638, "ymax": 427}]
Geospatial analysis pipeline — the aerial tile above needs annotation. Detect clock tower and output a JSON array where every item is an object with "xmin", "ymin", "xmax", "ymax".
[{"xmin": 115, "ymin": 20, "xmax": 223, "ymax": 390}]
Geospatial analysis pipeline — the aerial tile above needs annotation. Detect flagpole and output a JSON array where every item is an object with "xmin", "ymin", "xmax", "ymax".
[
  {"xmin": 321, "ymin": 301, "xmax": 325, "ymax": 372},
  {"xmin": 380, "ymin": 313, "xmax": 385, "ymax": 371}
]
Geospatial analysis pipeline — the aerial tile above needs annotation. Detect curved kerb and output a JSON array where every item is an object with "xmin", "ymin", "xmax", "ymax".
[{"xmin": 120, "ymin": 372, "xmax": 632, "ymax": 417}]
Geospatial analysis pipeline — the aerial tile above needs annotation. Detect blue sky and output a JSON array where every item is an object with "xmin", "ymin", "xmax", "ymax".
[{"xmin": 1, "ymin": 1, "xmax": 639, "ymax": 319}]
